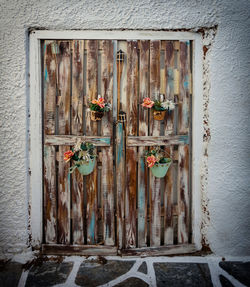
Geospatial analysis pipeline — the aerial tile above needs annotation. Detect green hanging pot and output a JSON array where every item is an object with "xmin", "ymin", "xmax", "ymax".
[
  {"xmin": 77, "ymin": 158, "xmax": 96, "ymax": 175},
  {"xmin": 150, "ymin": 158, "xmax": 172, "ymax": 178}
]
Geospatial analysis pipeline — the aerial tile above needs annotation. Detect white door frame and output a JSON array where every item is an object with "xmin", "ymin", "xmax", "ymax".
[{"xmin": 29, "ymin": 30, "xmax": 203, "ymax": 250}]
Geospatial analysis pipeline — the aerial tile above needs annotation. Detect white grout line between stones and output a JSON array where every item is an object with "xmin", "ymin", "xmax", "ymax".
[
  {"xmin": 52, "ymin": 256, "xmax": 83, "ymax": 287},
  {"xmin": 17, "ymin": 270, "xmax": 29, "ymax": 287},
  {"xmin": 207, "ymin": 258, "xmax": 247, "ymax": 287}
]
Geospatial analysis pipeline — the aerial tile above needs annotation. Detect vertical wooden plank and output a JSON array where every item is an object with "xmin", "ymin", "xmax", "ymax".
[
  {"xmin": 125, "ymin": 41, "xmax": 138, "ymax": 248},
  {"xmin": 163, "ymin": 41, "xmax": 176, "ymax": 245},
  {"xmin": 118, "ymin": 41, "xmax": 128, "ymax": 112},
  {"xmin": 72, "ymin": 40, "xmax": 84, "ymax": 135},
  {"xmin": 149, "ymin": 40, "xmax": 161, "ymax": 247},
  {"xmin": 178, "ymin": 41, "xmax": 190, "ymax": 134},
  {"xmin": 85, "ymin": 40, "xmax": 98, "ymax": 244},
  {"xmin": 116, "ymin": 121, "xmax": 125, "ymax": 249},
  {"xmin": 43, "ymin": 41, "xmax": 57, "ymax": 244},
  {"xmin": 177, "ymin": 41, "xmax": 190, "ymax": 244},
  {"xmin": 177, "ymin": 145, "xmax": 189, "ymax": 243},
  {"xmin": 100, "ymin": 40, "xmax": 114, "ymax": 245},
  {"xmin": 138, "ymin": 40, "xmax": 149, "ymax": 247},
  {"xmin": 116, "ymin": 41, "xmax": 127, "ymax": 250},
  {"xmin": 164, "ymin": 40, "xmax": 175, "ymax": 133},
  {"xmin": 71, "ymin": 40, "xmax": 84, "ymax": 244},
  {"xmin": 57, "ymin": 41, "xmax": 71, "ymax": 244},
  {"xmin": 44, "ymin": 145, "xmax": 56, "ymax": 243},
  {"xmin": 149, "ymin": 41, "xmax": 161, "ymax": 247},
  {"xmin": 163, "ymin": 146, "xmax": 174, "ymax": 245},
  {"xmin": 174, "ymin": 41, "xmax": 180, "ymax": 97}
]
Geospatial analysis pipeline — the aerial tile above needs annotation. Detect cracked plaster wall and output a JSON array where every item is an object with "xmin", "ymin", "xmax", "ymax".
[{"xmin": 0, "ymin": 0, "xmax": 249, "ymax": 258}]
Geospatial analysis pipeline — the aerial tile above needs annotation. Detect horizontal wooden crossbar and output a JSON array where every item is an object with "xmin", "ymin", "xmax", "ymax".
[
  {"xmin": 44, "ymin": 135, "xmax": 111, "ymax": 146},
  {"xmin": 120, "ymin": 244, "xmax": 197, "ymax": 256},
  {"xmin": 45, "ymin": 135, "xmax": 188, "ymax": 147},
  {"xmin": 42, "ymin": 244, "xmax": 117, "ymax": 256},
  {"xmin": 127, "ymin": 135, "xmax": 189, "ymax": 146},
  {"xmin": 42, "ymin": 244, "xmax": 197, "ymax": 256}
]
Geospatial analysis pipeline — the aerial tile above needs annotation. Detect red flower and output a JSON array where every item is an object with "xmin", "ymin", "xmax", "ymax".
[
  {"xmin": 142, "ymin": 97, "xmax": 154, "ymax": 108},
  {"xmin": 98, "ymin": 97, "xmax": 105, "ymax": 104},
  {"xmin": 64, "ymin": 150, "xmax": 74, "ymax": 162},
  {"xmin": 146, "ymin": 155, "xmax": 156, "ymax": 168}
]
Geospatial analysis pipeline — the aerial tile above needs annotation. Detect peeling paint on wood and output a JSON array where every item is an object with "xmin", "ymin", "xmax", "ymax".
[
  {"xmin": 127, "ymin": 135, "xmax": 189, "ymax": 146},
  {"xmin": 116, "ymin": 122, "xmax": 126, "ymax": 249},
  {"xmin": 42, "ymin": 38, "xmax": 193, "ymax": 252},
  {"xmin": 178, "ymin": 41, "xmax": 190, "ymax": 134},
  {"xmin": 138, "ymin": 40, "xmax": 150, "ymax": 248},
  {"xmin": 178, "ymin": 145, "xmax": 190, "ymax": 244},
  {"xmin": 43, "ymin": 41, "xmax": 57, "ymax": 244},
  {"xmin": 45, "ymin": 135, "xmax": 111, "ymax": 146},
  {"xmin": 86, "ymin": 40, "xmax": 98, "ymax": 244},
  {"xmin": 71, "ymin": 40, "xmax": 84, "ymax": 244},
  {"xmin": 101, "ymin": 40, "xmax": 115, "ymax": 245},
  {"xmin": 125, "ymin": 41, "xmax": 138, "ymax": 248},
  {"xmin": 57, "ymin": 40, "xmax": 71, "ymax": 245},
  {"xmin": 149, "ymin": 40, "xmax": 161, "ymax": 247}
]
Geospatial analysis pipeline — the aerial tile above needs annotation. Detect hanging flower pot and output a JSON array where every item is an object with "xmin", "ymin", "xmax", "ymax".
[
  {"xmin": 141, "ymin": 95, "xmax": 175, "ymax": 122},
  {"xmin": 153, "ymin": 110, "xmax": 166, "ymax": 121},
  {"xmin": 64, "ymin": 140, "xmax": 97, "ymax": 176},
  {"xmin": 89, "ymin": 95, "xmax": 111, "ymax": 122},
  {"xmin": 90, "ymin": 110, "xmax": 104, "ymax": 121},
  {"xmin": 145, "ymin": 147, "xmax": 172, "ymax": 178},
  {"xmin": 76, "ymin": 158, "xmax": 96, "ymax": 175},
  {"xmin": 150, "ymin": 158, "xmax": 172, "ymax": 178}
]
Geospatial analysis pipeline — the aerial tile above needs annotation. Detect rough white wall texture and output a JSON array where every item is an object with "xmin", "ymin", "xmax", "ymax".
[{"xmin": 0, "ymin": 0, "xmax": 249, "ymax": 258}]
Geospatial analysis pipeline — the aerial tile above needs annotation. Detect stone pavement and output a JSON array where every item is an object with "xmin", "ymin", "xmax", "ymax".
[{"xmin": 0, "ymin": 256, "xmax": 249, "ymax": 287}]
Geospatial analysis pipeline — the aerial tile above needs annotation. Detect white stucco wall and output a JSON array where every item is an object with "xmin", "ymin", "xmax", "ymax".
[{"xmin": 0, "ymin": 0, "xmax": 249, "ymax": 258}]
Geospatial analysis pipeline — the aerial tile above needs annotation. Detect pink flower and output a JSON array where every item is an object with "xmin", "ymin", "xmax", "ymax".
[
  {"xmin": 146, "ymin": 155, "xmax": 156, "ymax": 168},
  {"xmin": 142, "ymin": 97, "xmax": 154, "ymax": 108},
  {"xmin": 97, "ymin": 103, "xmax": 105, "ymax": 108},
  {"xmin": 92, "ymin": 97, "xmax": 105, "ymax": 108}
]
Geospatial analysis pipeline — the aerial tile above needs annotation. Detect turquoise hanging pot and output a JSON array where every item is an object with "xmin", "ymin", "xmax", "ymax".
[
  {"xmin": 150, "ymin": 158, "xmax": 172, "ymax": 178},
  {"xmin": 69, "ymin": 158, "xmax": 96, "ymax": 175},
  {"xmin": 77, "ymin": 158, "xmax": 96, "ymax": 175}
]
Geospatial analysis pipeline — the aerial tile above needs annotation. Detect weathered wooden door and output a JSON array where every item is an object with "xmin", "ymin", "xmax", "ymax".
[{"xmin": 42, "ymin": 39, "xmax": 193, "ymax": 255}]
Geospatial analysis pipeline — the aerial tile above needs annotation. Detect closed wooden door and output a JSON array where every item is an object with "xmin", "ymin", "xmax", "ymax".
[{"xmin": 42, "ymin": 39, "xmax": 193, "ymax": 255}]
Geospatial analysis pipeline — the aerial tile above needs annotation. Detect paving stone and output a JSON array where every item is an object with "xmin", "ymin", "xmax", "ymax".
[
  {"xmin": 25, "ymin": 261, "xmax": 73, "ymax": 287},
  {"xmin": 115, "ymin": 277, "xmax": 149, "ymax": 286},
  {"xmin": 154, "ymin": 263, "xmax": 213, "ymax": 287},
  {"xmin": 219, "ymin": 275, "xmax": 235, "ymax": 287},
  {"xmin": 0, "ymin": 261, "xmax": 23, "ymax": 287},
  {"xmin": 137, "ymin": 261, "xmax": 147, "ymax": 274},
  {"xmin": 219, "ymin": 261, "xmax": 250, "ymax": 287},
  {"xmin": 75, "ymin": 260, "xmax": 135, "ymax": 286}
]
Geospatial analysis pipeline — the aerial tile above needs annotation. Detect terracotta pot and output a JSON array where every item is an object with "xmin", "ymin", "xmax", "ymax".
[
  {"xmin": 91, "ymin": 110, "xmax": 104, "ymax": 121},
  {"xmin": 153, "ymin": 110, "xmax": 166, "ymax": 121}
]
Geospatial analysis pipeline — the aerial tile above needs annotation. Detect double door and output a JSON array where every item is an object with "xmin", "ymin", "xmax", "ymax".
[{"xmin": 42, "ymin": 39, "xmax": 192, "ymax": 255}]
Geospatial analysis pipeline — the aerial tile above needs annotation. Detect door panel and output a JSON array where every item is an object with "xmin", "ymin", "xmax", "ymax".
[{"xmin": 42, "ymin": 39, "xmax": 192, "ymax": 253}]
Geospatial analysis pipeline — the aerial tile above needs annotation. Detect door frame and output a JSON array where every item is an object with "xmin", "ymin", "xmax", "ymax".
[{"xmin": 29, "ymin": 30, "xmax": 203, "ymax": 252}]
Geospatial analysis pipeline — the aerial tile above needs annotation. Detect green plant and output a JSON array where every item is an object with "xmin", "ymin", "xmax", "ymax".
[
  {"xmin": 64, "ymin": 140, "xmax": 97, "ymax": 173},
  {"xmin": 144, "ymin": 146, "xmax": 170, "ymax": 167},
  {"xmin": 141, "ymin": 96, "xmax": 175, "ymax": 112}
]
